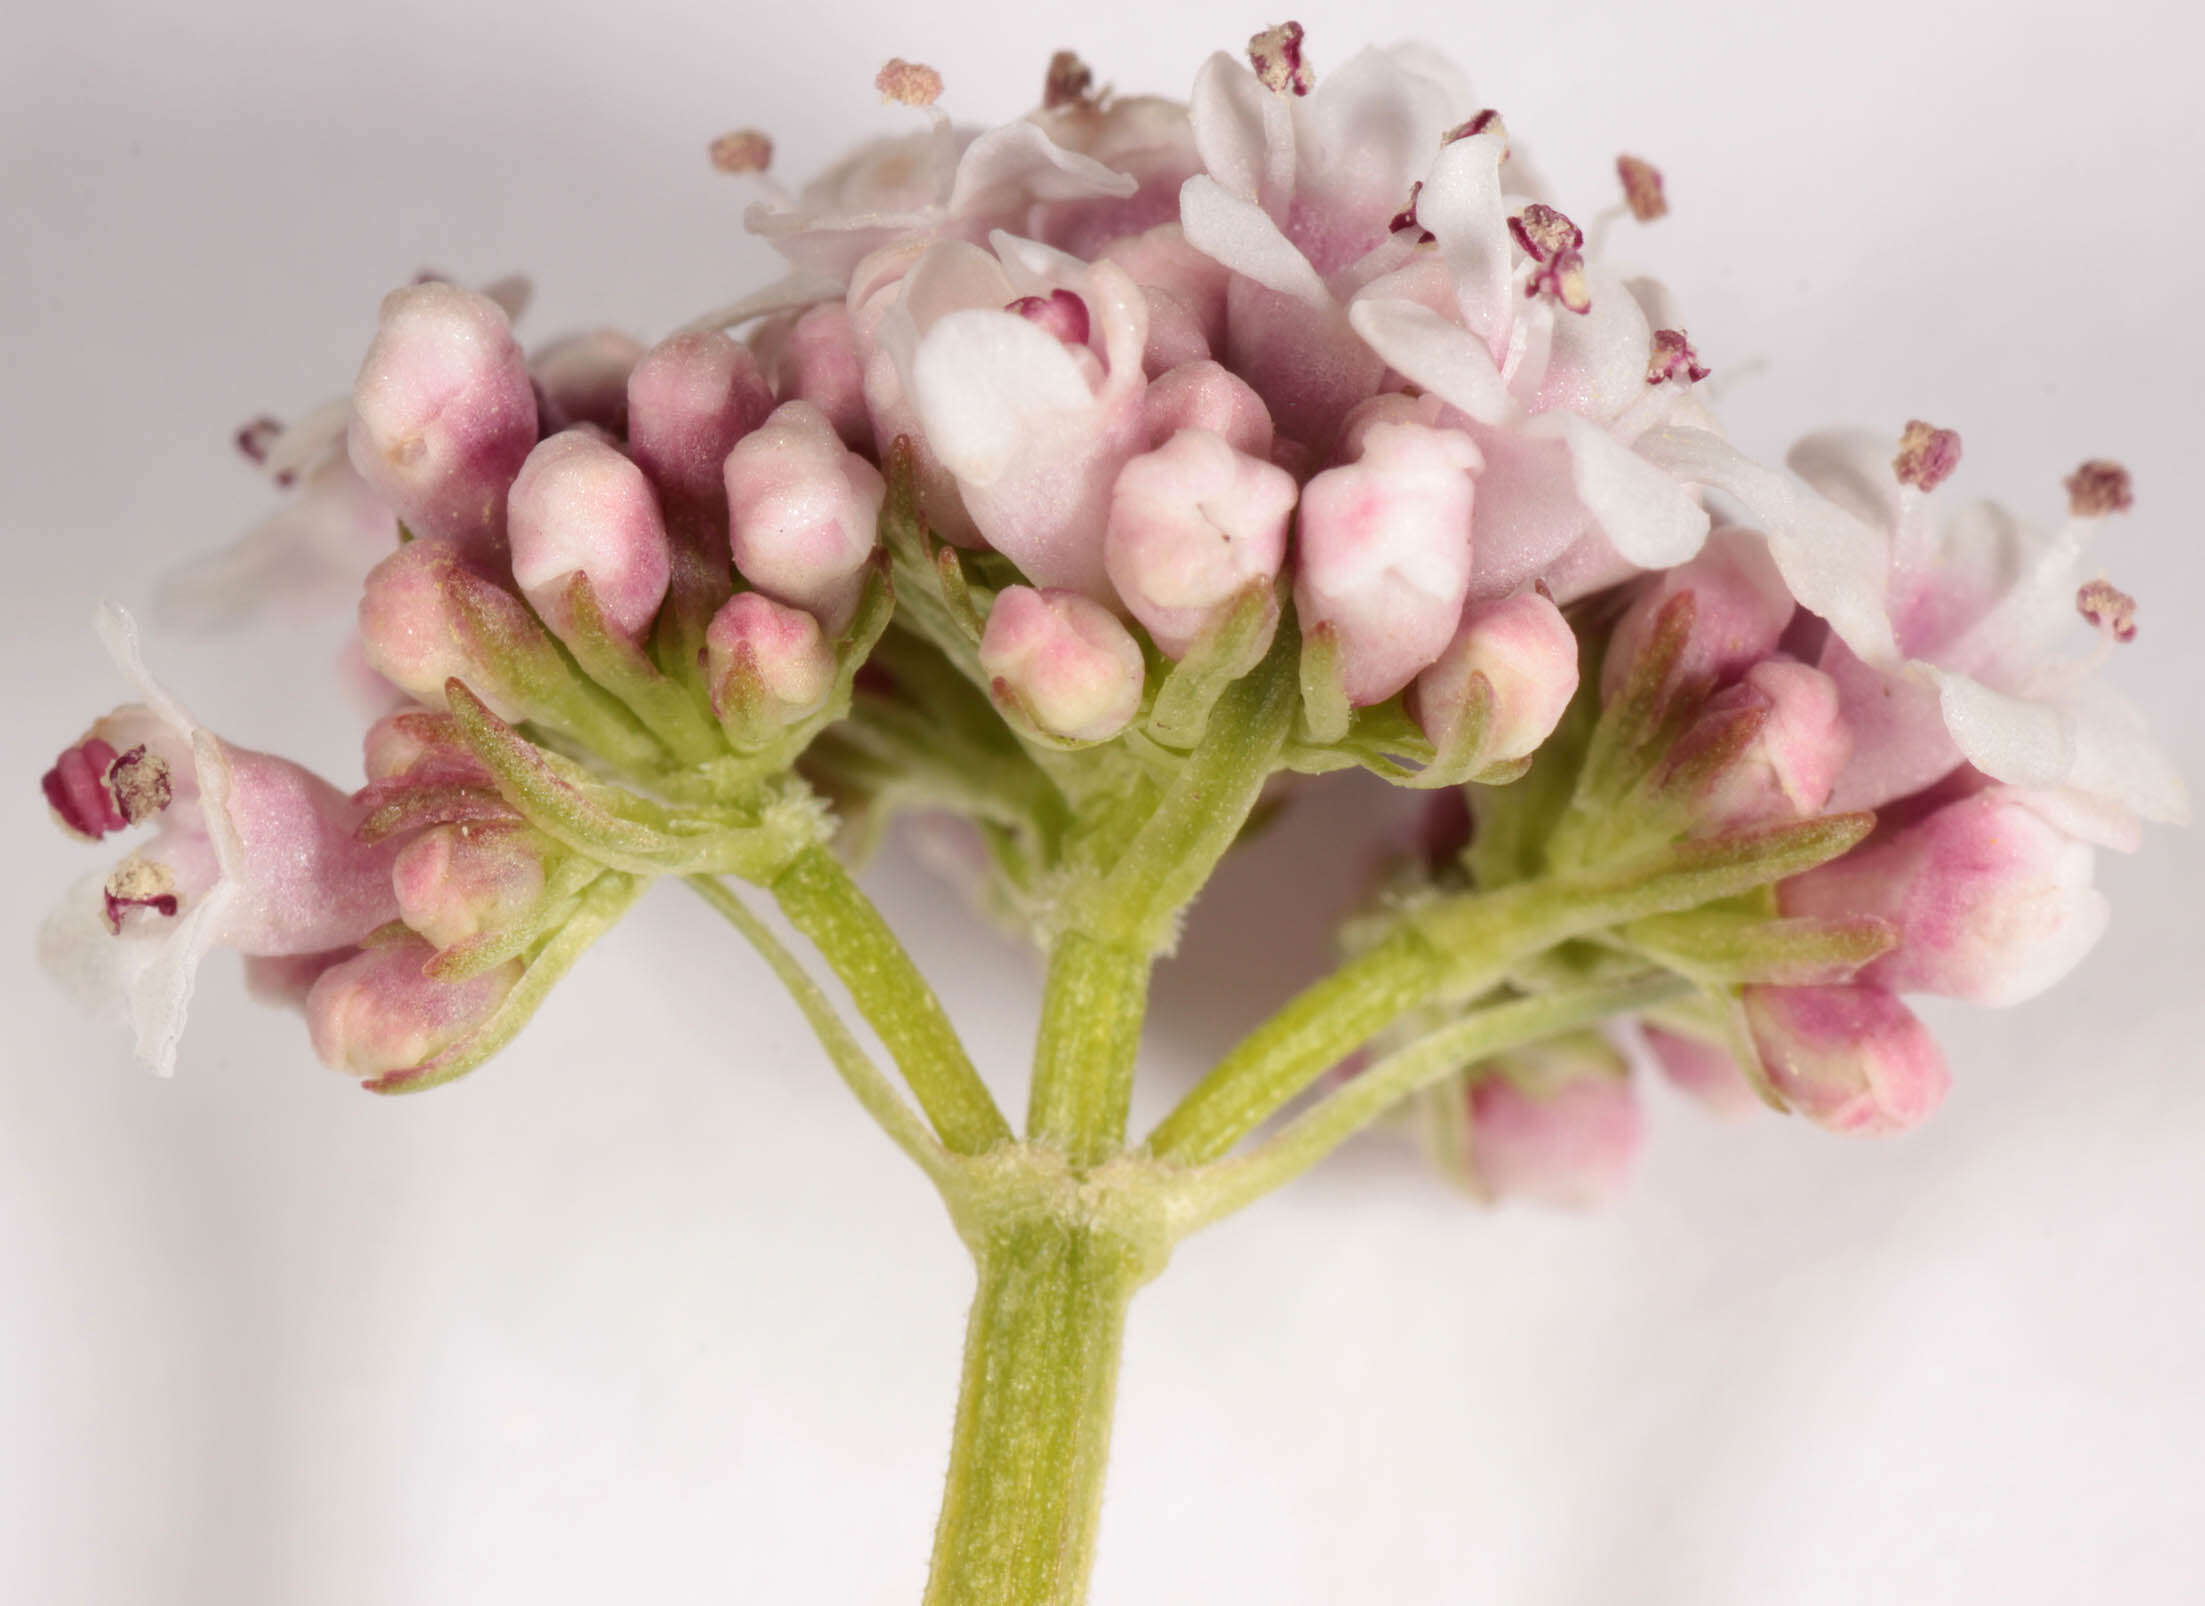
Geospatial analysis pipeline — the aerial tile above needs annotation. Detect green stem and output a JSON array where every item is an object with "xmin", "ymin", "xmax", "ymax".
[
  {"xmin": 923, "ymin": 1215, "xmax": 1144, "ymax": 1606},
  {"xmin": 684, "ymin": 876, "xmax": 958, "ymax": 1192},
  {"xmin": 1171, "ymin": 973, "xmax": 1690, "ymax": 1232},
  {"xmin": 1025, "ymin": 932, "xmax": 1150, "ymax": 1164},
  {"xmin": 770, "ymin": 845, "xmax": 1011, "ymax": 1156}
]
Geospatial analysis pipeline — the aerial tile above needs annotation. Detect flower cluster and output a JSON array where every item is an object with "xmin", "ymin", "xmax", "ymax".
[{"xmin": 36, "ymin": 27, "xmax": 2183, "ymax": 1197}]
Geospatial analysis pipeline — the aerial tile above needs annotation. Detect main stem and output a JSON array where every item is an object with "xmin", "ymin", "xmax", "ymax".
[{"xmin": 923, "ymin": 1213, "xmax": 1144, "ymax": 1606}]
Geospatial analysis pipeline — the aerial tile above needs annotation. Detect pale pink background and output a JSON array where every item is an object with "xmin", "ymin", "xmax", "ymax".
[{"xmin": 5, "ymin": 1, "xmax": 2203, "ymax": 1600}]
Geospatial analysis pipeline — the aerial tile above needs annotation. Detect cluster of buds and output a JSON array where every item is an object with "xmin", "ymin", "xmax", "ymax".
[{"xmin": 36, "ymin": 25, "xmax": 2182, "ymax": 1145}]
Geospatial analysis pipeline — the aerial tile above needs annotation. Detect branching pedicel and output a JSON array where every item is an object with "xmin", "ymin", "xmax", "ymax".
[{"xmin": 35, "ymin": 25, "xmax": 2187, "ymax": 1605}]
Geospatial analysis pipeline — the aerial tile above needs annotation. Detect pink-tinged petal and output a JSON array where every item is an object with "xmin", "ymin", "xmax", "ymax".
[
  {"xmin": 1636, "ymin": 426, "xmax": 1899, "ymax": 665},
  {"xmin": 909, "ymin": 309, "xmax": 1095, "ymax": 481},
  {"xmin": 626, "ymin": 331, "xmax": 776, "ymax": 516},
  {"xmin": 1818, "ymin": 637, "xmax": 1961, "ymax": 813},
  {"xmin": 199, "ymin": 738, "xmax": 401, "ymax": 955},
  {"xmin": 1532, "ymin": 265, "xmax": 1655, "ymax": 421},
  {"xmin": 724, "ymin": 400, "xmax": 884, "ymax": 632},
  {"xmin": 761, "ymin": 302, "xmax": 874, "ymax": 451},
  {"xmin": 1105, "ymin": 428, "xmax": 1296, "ymax": 657},
  {"xmin": 1410, "ymin": 589, "xmax": 1580, "ymax": 764},
  {"xmin": 1458, "ymin": 426, "xmax": 1594, "ymax": 597},
  {"xmin": 346, "ymin": 281, "xmax": 537, "ymax": 553},
  {"xmin": 1743, "ymin": 984, "xmax": 1949, "ymax": 1135},
  {"xmin": 979, "ymin": 586, "xmax": 1145, "ymax": 742},
  {"xmin": 307, "ymin": 939, "xmax": 519, "ymax": 1079},
  {"xmin": 1295, "ymin": 421, "xmax": 1480, "ymax": 705},
  {"xmin": 1782, "ymin": 785, "xmax": 2107, "ymax": 1006},
  {"xmin": 1221, "ymin": 278, "xmax": 1384, "ymax": 450},
  {"xmin": 1347, "ymin": 297, "xmax": 1515, "ymax": 424},
  {"xmin": 1287, "ymin": 45, "xmax": 1464, "ymax": 272},
  {"xmin": 530, "ymin": 328, "xmax": 644, "ymax": 433},
  {"xmin": 1098, "ymin": 225, "xmax": 1231, "ymax": 358},
  {"xmin": 1643, "ymin": 1024, "xmax": 1760, "ymax": 1118},
  {"xmin": 507, "ymin": 430, "xmax": 673, "ymax": 641}
]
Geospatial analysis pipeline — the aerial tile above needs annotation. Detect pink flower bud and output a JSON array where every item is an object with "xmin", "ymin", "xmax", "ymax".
[
  {"xmin": 1466, "ymin": 1039, "xmax": 1644, "ymax": 1209},
  {"xmin": 361, "ymin": 709, "xmax": 490, "ymax": 788},
  {"xmin": 979, "ymin": 585, "xmax": 1146, "ymax": 742},
  {"xmin": 1103, "ymin": 428, "xmax": 1297, "ymax": 657},
  {"xmin": 357, "ymin": 536, "xmax": 558, "ymax": 721},
  {"xmin": 724, "ymin": 400, "xmax": 885, "ymax": 632},
  {"xmin": 1742, "ymin": 984, "xmax": 1949, "ymax": 1135},
  {"xmin": 704, "ymin": 591, "xmax": 837, "ymax": 727},
  {"xmin": 763, "ymin": 303, "xmax": 873, "ymax": 452},
  {"xmin": 1779, "ymin": 787, "xmax": 2107, "ymax": 1006},
  {"xmin": 1602, "ymin": 528, "xmax": 1794, "ymax": 702},
  {"xmin": 306, "ymin": 938, "xmax": 519, "ymax": 1079},
  {"xmin": 507, "ymin": 429, "xmax": 673, "ymax": 641},
  {"xmin": 347, "ymin": 282, "xmax": 537, "ymax": 552},
  {"xmin": 392, "ymin": 821, "xmax": 551, "ymax": 950},
  {"xmin": 530, "ymin": 328, "xmax": 644, "ymax": 433},
  {"xmin": 1294, "ymin": 422, "xmax": 1480, "ymax": 706},
  {"xmin": 1409, "ymin": 590, "xmax": 1580, "ymax": 765},
  {"xmin": 626, "ymin": 330, "xmax": 776, "ymax": 514},
  {"xmin": 1686, "ymin": 659, "xmax": 1851, "ymax": 831},
  {"xmin": 1138, "ymin": 359, "xmax": 1273, "ymax": 457},
  {"xmin": 1642, "ymin": 1023, "xmax": 1759, "ymax": 1117}
]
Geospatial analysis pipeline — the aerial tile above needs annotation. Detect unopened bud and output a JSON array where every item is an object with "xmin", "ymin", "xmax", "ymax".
[
  {"xmin": 1465, "ymin": 1036, "xmax": 1643, "ymax": 1208},
  {"xmin": 306, "ymin": 938, "xmax": 519, "ymax": 1078},
  {"xmin": 1104, "ymin": 428, "xmax": 1297, "ymax": 657},
  {"xmin": 1743, "ymin": 983, "xmax": 1949, "ymax": 1135},
  {"xmin": 1139, "ymin": 359, "xmax": 1274, "ymax": 457},
  {"xmin": 769, "ymin": 303, "xmax": 873, "ymax": 452},
  {"xmin": 626, "ymin": 330, "xmax": 776, "ymax": 514},
  {"xmin": 392, "ymin": 821, "xmax": 551, "ymax": 950},
  {"xmin": 1294, "ymin": 422, "xmax": 1479, "ymax": 705},
  {"xmin": 1677, "ymin": 658, "xmax": 1850, "ymax": 831},
  {"xmin": 531, "ymin": 328, "xmax": 645, "ymax": 434},
  {"xmin": 1409, "ymin": 590, "xmax": 1580, "ymax": 766},
  {"xmin": 1642, "ymin": 1023, "xmax": 1759, "ymax": 1117},
  {"xmin": 347, "ymin": 281, "xmax": 537, "ymax": 551},
  {"xmin": 980, "ymin": 586, "xmax": 1145, "ymax": 742},
  {"xmin": 357, "ymin": 536, "xmax": 561, "ymax": 721},
  {"xmin": 507, "ymin": 429, "xmax": 673, "ymax": 641},
  {"xmin": 1602, "ymin": 528, "xmax": 1794, "ymax": 702},
  {"xmin": 725, "ymin": 400, "xmax": 885, "ymax": 632},
  {"xmin": 1780, "ymin": 787, "xmax": 2107, "ymax": 1006},
  {"xmin": 705, "ymin": 591, "xmax": 837, "ymax": 731}
]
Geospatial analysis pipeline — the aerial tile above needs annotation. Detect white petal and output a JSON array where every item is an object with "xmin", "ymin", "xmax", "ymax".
[
  {"xmin": 945, "ymin": 121, "xmax": 1137, "ymax": 214},
  {"xmin": 1178, "ymin": 176, "xmax": 1330, "ymax": 306},
  {"xmin": 1189, "ymin": 50, "xmax": 1293, "ymax": 212},
  {"xmin": 95, "ymin": 603, "xmax": 198, "ymax": 732},
  {"xmin": 1634, "ymin": 428, "xmax": 1899, "ymax": 664},
  {"xmin": 679, "ymin": 270, "xmax": 846, "ymax": 333},
  {"xmin": 1416, "ymin": 132, "xmax": 1513, "ymax": 348},
  {"xmin": 909, "ymin": 309, "xmax": 1094, "ymax": 485},
  {"xmin": 1346, "ymin": 297, "xmax": 1515, "ymax": 424},
  {"xmin": 1295, "ymin": 46, "xmax": 1462, "ymax": 237},
  {"xmin": 1525, "ymin": 414, "xmax": 1710, "ymax": 568}
]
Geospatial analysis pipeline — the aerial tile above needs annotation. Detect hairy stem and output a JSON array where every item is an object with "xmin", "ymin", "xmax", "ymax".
[{"xmin": 771, "ymin": 844, "xmax": 1011, "ymax": 1156}]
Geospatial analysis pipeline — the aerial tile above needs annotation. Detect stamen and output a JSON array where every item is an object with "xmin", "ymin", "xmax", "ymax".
[
  {"xmin": 1389, "ymin": 180, "xmax": 1433, "ymax": 240},
  {"xmin": 106, "ymin": 745, "xmax": 173, "ymax": 825},
  {"xmin": 1616, "ymin": 155, "xmax": 1667, "ymax": 221},
  {"xmin": 708, "ymin": 129, "xmax": 774, "ymax": 175},
  {"xmin": 1646, "ymin": 329, "xmax": 1710, "ymax": 385},
  {"xmin": 234, "ymin": 415, "xmax": 283, "ymax": 466},
  {"xmin": 1247, "ymin": 22, "xmax": 1313, "ymax": 95},
  {"xmin": 1043, "ymin": 49, "xmax": 1097, "ymax": 109},
  {"xmin": 1006, "ymin": 289, "xmax": 1091, "ymax": 346},
  {"xmin": 1893, "ymin": 419, "xmax": 1962, "ymax": 492},
  {"xmin": 1444, "ymin": 108, "xmax": 1507, "ymax": 155},
  {"xmin": 1508, "ymin": 205, "xmax": 1591, "ymax": 314},
  {"xmin": 42, "ymin": 737, "xmax": 127, "ymax": 841},
  {"xmin": 876, "ymin": 58, "xmax": 944, "ymax": 107},
  {"xmin": 103, "ymin": 856, "xmax": 180, "ymax": 933},
  {"xmin": 2076, "ymin": 578, "xmax": 2138, "ymax": 643},
  {"xmin": 2065, "ymin": 459, "xmax": 2133, "ymax": 518}
]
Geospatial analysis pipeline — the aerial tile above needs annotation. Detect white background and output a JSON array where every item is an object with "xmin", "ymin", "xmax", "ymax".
[{"xmin": 5, "ymin": 1, "xmax": 2204, "ymax": 1600}]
